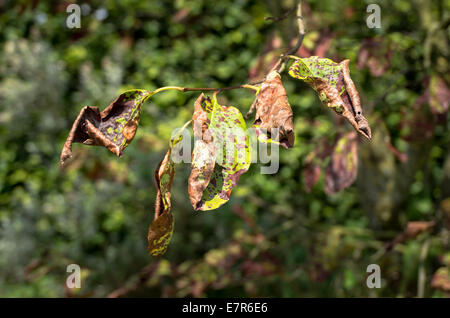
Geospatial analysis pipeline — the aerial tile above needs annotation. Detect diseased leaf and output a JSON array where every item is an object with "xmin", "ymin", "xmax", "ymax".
[
  {"xmin": 288, "ymin": 56, "xmax": 371, "ymax": 139},
  {"xmin": 60, "ymin": 89, "xmax": 151, "ymax": 167},
  {"xmin": 188, "ymin": 94, "xmax": 216, "ymax": 210},
  {"xmin": 148, "ymin": 122, "xmax": 189, "ymax": 257},
  {"xmin": 188, "ymin": 94, "xmax": 251, "ymax": 211},
  {"xmin": 303, "ymin": 132, "xmax": 358, "ymax": 194},
  {"xmin": 252, "ymin": 70, "xmax": 294, "ymax": 148}
]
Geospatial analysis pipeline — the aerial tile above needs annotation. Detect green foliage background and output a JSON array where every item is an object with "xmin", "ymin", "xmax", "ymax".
[{"xmin": 0, "ymin": 0, "xmax": 448, "ymax": 297}]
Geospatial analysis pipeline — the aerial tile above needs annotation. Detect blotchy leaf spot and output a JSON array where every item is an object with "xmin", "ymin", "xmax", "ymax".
[
  {"xmin": 188, "ymin": 94, "xmax": 251, "ymax": 211},
  {"xmin": 60, "ymin": 89, "xmax": 151, "ymax": 166},
  {"xmin": 288, "ymin": 56, "xmax": 372, "ymax": 140}
]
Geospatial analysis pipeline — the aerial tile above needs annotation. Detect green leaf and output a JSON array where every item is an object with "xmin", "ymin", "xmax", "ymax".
[{"xmin": 188, "ymin": 94, "xmax": 251, "ymax": 211}]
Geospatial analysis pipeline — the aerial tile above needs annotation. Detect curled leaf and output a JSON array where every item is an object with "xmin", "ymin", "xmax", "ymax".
[
  {"xmin": 252, "ymin": 70, "xmax": 294, "ymax": 148},
  {"xmin": 148, "ymin": 122, "xmax": 190, "ymax": 257},
  {"xmin": 188, "ymin": 94, "xmax": 251, "ymax": 211},
  {"xmin": 188, "ymin": 94, "xmax": 216, "ymax": 209},
  {"xmin": 288, "ymin": 56, "xmax": 371, "ymax": 139},
  {"xmin": 60, "ymin": 90, "xmax": 151, "ymax": 167}
]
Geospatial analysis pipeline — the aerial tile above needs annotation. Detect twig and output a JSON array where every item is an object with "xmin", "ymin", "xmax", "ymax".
[
  {"xmin": 271, "ymin": 0, "xmax": 306, "ymax": 73},
  {"xmin": 264, "ymin": 5, "xmax": 296, "ymax": 22}
]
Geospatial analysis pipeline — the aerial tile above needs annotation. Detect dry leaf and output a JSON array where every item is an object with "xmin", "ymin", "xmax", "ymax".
[
  {"xmin": 289, "ymin": 56, "xmax": 372, "ymax": 139},
  {"xmin": 188, "ymin": 94, "xmax": 251, "ymax": 211},
  {"xmin": 252, "ymin": 70, "xmax": 295, "ymax": 148},
  {"xmin": 60, "ymin": 90, "xmax": 150, "ymax": 167},
  {"xmin": 188, "ymin": 94, "xmax": 216, "ymax": 209},
  {"xmin": 148, "ymin": 122, "xmax": 189, "ymax": 256}
]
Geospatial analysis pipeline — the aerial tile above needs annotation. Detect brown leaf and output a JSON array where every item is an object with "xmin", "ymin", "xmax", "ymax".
[
  {"xmin": 431, "ymin": 267, "xmax": 450, "ymax": 292},
  {"xmin": 404, "ymin": 221, "xmax": 435, "ymax": 239},
  {"xmin": 60, "ymin": 90, "xmax": 150, "ymax": 167},
  {"xmin": 148, "ymin": 149, "xmax": 176, "ymax": 257},
  {"xmin": 253, "ymin": 70, "xmax": 295, "ymax": 148},
  {"xmin": 188, "ymin": 94, "xmax": 216, "ymax": 209}
]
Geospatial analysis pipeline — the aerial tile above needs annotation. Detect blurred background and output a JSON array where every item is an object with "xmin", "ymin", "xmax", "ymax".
[{"xmin": 0, "ymin": 0, "xmax": 449, "ymax": 297}]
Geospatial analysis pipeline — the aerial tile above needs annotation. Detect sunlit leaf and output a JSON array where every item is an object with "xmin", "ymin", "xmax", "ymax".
[
  {"xmin": 188, "ymin": 94, "xmax": 251, "ymax": 211},
  {"xmin": 288, "ymin": 56, "xmax": 371, "ymax": 139},
  {"xmin": 60, "ymin": 89, "xmax": 151, "ymax": 166}
]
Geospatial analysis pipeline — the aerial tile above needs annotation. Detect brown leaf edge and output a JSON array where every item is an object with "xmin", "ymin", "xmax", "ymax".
[
  {"xmin": 60, "ymin": 90, "xmax": 151, "ymax": 167},
  {"xmin": 188, "ymin": 94, "xmax": 216, "ymax": 210},
  {"xmin": 253, "ymin": 70, "xmax": 295, "ymax": 149}
]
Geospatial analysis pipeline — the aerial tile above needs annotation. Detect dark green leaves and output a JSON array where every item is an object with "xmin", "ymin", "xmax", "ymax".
[
  {"xmin": 60, "ymin": 89, "xmax": 150, "ymax": 167},
  {"xmin": 188, "ymin": 94, "xmax": 251, "ymax": 211},
  {"xmin": 288, "ymin": 56, "xmax": 371, "ymax": 140}
]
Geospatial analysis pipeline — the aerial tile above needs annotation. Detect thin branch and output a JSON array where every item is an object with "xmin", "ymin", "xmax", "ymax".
[
  {"xmin": 271, "ymin": 0, "xmax": 306, "ymax": 73},
  {"xmin": 264, "ymin": 5, "xmax": 296, "ymax": 22}
]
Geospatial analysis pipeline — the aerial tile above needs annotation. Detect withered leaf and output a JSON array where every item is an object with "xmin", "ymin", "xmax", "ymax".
[
  {"xmin": 252, "ymin": 70, "xmax": 294, "ymax": 148},
  {"xmin": 60, "ymin": 90, "xmax": 151, "ymax": 167},
  {"xmin": 303, "ymin": 132, "xmax": 358, "ymax": 194},
  {"xmin": 188, "ymin": 94, "xmax": 251, "ymax": 211},
  {"xmin": 148, "ymin": 122, "xmax": 189, "ymax": 257},
  {"xmin": 188, "ymin": 94, "xmax": 216, "ymax": 209},
  {"xmin": 288, "ymin": 56, "xmax": 372, "ymax": 140}
]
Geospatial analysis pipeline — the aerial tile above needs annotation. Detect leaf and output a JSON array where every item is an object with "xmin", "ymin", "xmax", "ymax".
[
  {"xmin": 188, "ymin": 94, "xmax": 217, "ymax": 209},
  {"xmin": 60, "ymin": 89, "xmax": 151, "ymax": 167},
  {"xmin": 288, "ymin": 56, "xmax": 372, "ymax": 139},
  {"xmin": 148, "ymin": 122, "xmax": 189, "ymax": 257},
  {"xmin": 252, "ymin": 70, "xmax": 294, "ymax": 148},
  {"xmin": 188, "ymin": 94, "xmax": 251, "ymax": 211},
  {"xmin": 303, "ymin": 132, "xmax": 358, "ymax": 194}
]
